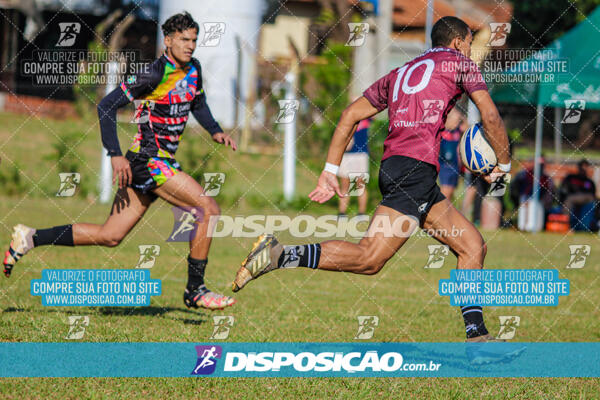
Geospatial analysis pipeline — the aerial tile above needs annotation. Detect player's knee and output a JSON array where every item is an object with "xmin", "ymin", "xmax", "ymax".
[
  {"xmin": 202, "ymin": 197, "xmax": 220, "ymax": 217},
  {"xmin": 458, "ymin": 233, "xmax": 485, "ymax": 264},
  {"xmin": 102, "ymin": 235, "xmax": 122, "ymax": 247},
  {"xmin": 359, "ymin": 253, "xmax": 387, "ymax": 275}
]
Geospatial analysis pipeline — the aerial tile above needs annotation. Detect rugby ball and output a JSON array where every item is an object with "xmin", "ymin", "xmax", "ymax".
[{"xmin": 459, "ymin": 123, "xmax": 497, "ymax": 174}]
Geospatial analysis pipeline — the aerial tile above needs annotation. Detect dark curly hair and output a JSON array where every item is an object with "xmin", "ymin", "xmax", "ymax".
[{"xmin": 161, "ymin": 11, "xmax": 199, "ymax": 36}]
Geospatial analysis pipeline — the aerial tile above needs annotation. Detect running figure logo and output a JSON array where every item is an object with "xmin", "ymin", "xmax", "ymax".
[
  {"xmin": 424, "ymin": 245, "xmax": 449, "ymax": 269},
  {"xmin": 487, "ymin": 23, "xmax": 511, "ymax": 46},
  {"xmin": 496, "ymin": 316, "xmax": 520, "ymax": 340},
  {"xmin": 200, "ymin": 23, "xmax": 225, "ymax": 47},
  {"xmin": 566, "ymin": 245, "xmax": 590, "ymax": 269},
  {"xmin": 346, "ymin": 23, "xmax": 370, "ymax": 46},
  {"xmin": 168, "ymin": 207, "xmax": 204, "ymax": 242},
  {"xmin": 203, "ymin": 173, "xmax": 226, "ymax": 196},
  {"xmin": 347, "ymin": 173, "xmax": 369, "ymax": 196},
  {"xmin": 421, "ymin": 100, "xmax": 444, "ymax": 124},
  {"xmin": 192, "ymin": 345, "xmax": 222, "ymax": 375},
  {"xmin": 136, "ymin": 245, "xmax": 160, "ymax": 269},
  {"xmin": 562, "ymin": 100, "xmax": 586, "ymax": 124},
  {"xmin": 56, "ymin": 22, "xmax": 81, "ymax": 47},
  {"xmin": 487, "ymin": 173, "xmax": 511, "ymax": 197},
  {"xmin": 210, "ymin": 316, "xmax": 235, "ymax": 340},
  {"xmin": 65, "ymin": 315, "xmax": 89, "ymax": 339},
  {"xmin": 276, "ymin": 100, "xmax": 299, "ymax": 124},
  {"xmin": 355, "ymin": 315, "xmax": 379, "ymax": 339},
  {"xmin": 56, "ymin": 173, "xmax": 81, "ymax": 197}
]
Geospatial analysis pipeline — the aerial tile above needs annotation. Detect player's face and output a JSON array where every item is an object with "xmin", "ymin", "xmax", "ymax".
[
  {"xmin": 454, "ymin": 31, "xmax": 473, "ymax": 58},
  {"xmin": 165, "ymin": 28, "xmax": 198, "ymax": 66}
]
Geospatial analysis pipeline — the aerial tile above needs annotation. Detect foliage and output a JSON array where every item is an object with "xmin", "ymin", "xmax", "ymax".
[
  {"xmin": 510, "ymin": 0, "xmax": 600, "ymax": 48},
  {"xmin": 300, "ymin": 42, "xmax": 353, "ymax": 156}
]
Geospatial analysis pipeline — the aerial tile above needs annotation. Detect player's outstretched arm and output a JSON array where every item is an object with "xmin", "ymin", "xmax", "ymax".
[
  {"xmin": 470, "ymin": 90, "xmax": 511, "ymax": 182},
  {"xmin": 309, "ymin": 97, "xmax": 379, "ymax": 203}
]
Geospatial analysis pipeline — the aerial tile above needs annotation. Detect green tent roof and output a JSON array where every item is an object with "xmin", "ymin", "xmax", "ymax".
[{"xmin": 490, "ymin": 6, "xmax": 600, "ymax": 109}]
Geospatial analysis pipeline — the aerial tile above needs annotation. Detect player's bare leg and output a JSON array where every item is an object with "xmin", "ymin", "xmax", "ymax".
[
  {"xmin": 422, "ymin": 198, "xmax": 491, "ymax": 339},
  {"xmin": 232, "ymin": 205, "xmax": 417, "ymax": 291},
  {"xmin": 3, "ymin": 187, "xmax": 151, "ymax": 277},
  {"xmin": 422, "ymin": 198, "xmax": 525, "ymax": 362},
  {"xmin": 153, "ymin": 172, "xmax": 235, "ymax": 310}
]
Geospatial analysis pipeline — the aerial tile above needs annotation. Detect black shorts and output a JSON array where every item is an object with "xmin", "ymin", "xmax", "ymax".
[
  {"xmin": 126, "ymin": 151, "xmax": 182, "ymax": 200},
  {"xmin": 378, "ymin": 155, "xmax": 445, "ymax": 225}
]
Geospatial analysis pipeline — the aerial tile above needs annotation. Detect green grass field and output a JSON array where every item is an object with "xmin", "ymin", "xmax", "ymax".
[{"xmin": 0, "ymin": 112, "xmax": 599, "ymax": 398}]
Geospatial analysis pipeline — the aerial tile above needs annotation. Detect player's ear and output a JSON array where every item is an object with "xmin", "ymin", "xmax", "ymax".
[{"xmin": 164, "ymin": 34, "xmax": 172, "ymax": 48}]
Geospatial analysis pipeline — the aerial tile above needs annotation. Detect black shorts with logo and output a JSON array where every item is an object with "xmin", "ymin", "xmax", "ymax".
[
  {"xmin": 378, "ymin": 155, "xmax": 446, "ymax": 225},
  {"xmin": 126, "ymin": 151, "xmax": 182, "ymax": 201}
]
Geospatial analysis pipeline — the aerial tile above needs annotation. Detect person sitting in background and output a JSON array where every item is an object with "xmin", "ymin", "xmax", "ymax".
[
  {"xmin": 509, "ymin": 157, "xmax": 555, "ymax": 223},
  {"xmin": 439, "ymin": 108, "xmax": 468, "ymax": 201},
  {"xmin": 559, "ymin": 159, "xmax": 597, "ymax": 231}
]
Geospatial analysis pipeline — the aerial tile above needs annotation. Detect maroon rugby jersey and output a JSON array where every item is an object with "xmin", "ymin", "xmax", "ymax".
[{"xmin": 363, "ymin": 47, "xmax": 487, "ymax": 170}]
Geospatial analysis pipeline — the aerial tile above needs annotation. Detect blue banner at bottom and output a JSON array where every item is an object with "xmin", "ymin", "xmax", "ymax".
[{"xmin": 1, "ymin": 342, "xmax": 598, "ymax": 377}]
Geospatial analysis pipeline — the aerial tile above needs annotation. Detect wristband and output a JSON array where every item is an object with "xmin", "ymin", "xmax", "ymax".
[
  {"xmin": 324, "ymin": 162, "xmax": 339, "ymax": 176},
  {"xmin": 497, "ymin": 162, "xmax": 511, "ymax": 173}
]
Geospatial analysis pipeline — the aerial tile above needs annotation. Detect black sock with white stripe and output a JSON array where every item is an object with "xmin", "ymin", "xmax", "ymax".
[
  {"xmin": 460, "ymin": 305, "xmax": 489, "ymax": 338},
  {"xmin": 278, "ymin": 244, "xmax": 321, "ymax": 269}
]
